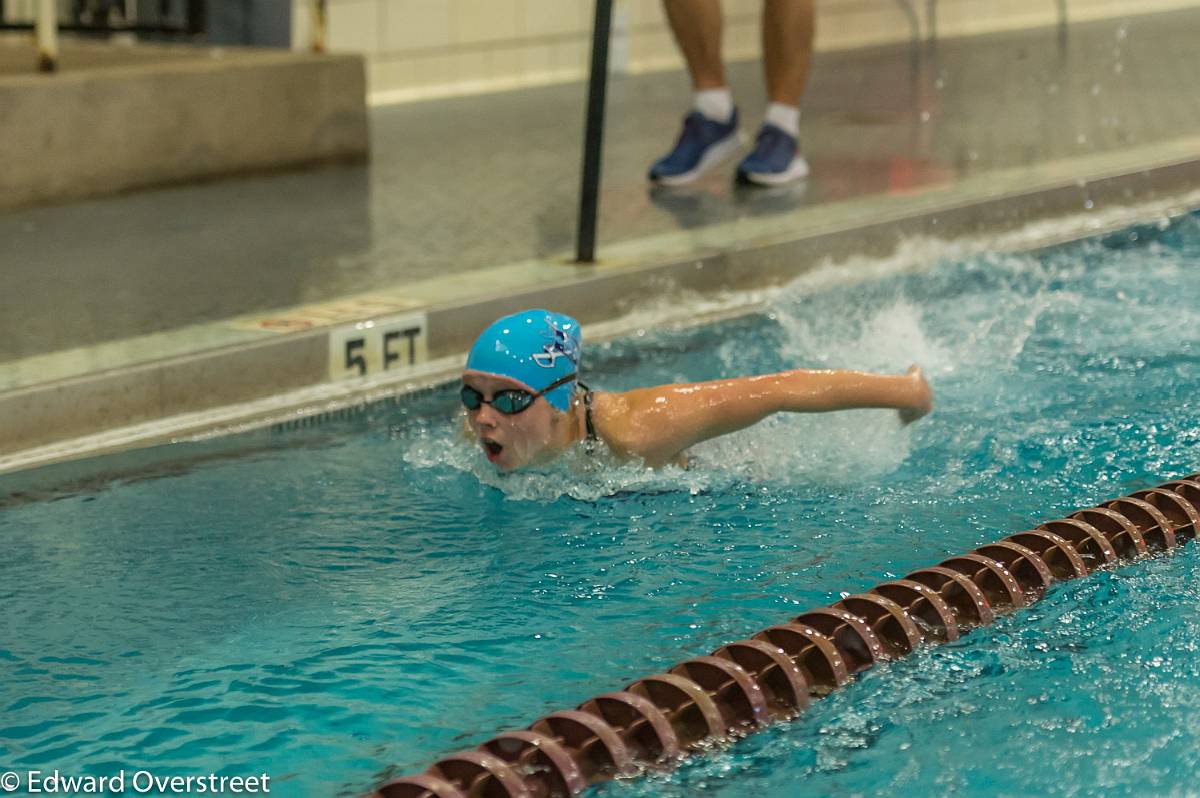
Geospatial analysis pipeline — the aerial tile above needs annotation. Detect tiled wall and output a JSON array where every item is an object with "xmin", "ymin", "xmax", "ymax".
[
  {"xmin": 291, "ymin": 0, "xmax": 1200, "ymax": 104},
  {"xmin": 3, "ymin": 0, "xmax": 36, "ymax": 20}
]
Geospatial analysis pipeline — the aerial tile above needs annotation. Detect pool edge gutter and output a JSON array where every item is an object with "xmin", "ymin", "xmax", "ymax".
[{"xmin": 2, "ymin": 154, "xmax": 1200, "ymax": 476}]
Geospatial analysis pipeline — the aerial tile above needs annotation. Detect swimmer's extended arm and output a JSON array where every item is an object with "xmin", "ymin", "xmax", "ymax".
[{"xmin": 611, "ymin": 366, "xmax": 933, "ymax": 466}]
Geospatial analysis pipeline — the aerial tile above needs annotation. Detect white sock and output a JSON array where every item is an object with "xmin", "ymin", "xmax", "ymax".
[
  {"xmin": 693, "ymin": 88, "xmax": 735, "ymax": 124},
  {"xmin": 764, "ymin": 102, "xmax": 801, "ymax": 138}
]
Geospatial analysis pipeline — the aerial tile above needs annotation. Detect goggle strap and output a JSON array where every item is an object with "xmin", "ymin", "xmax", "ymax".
[{"xmin": 535, "ymin": 372, "xmax": 577, "ymax": 398}]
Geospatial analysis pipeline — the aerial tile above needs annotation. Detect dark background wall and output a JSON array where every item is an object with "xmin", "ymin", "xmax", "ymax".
[{"xmin": 205, "ymin": 0, "xmax": 291, "ymax": 47}]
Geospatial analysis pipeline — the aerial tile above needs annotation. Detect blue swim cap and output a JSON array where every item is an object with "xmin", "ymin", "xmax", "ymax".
[{"xmin": 465, "ymin": 310, "xmax": 582, "ymax": 412}]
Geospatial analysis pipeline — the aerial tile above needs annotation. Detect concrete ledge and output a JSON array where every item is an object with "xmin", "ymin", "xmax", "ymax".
[
  {"xmin": 2, "ymin": 148, "xmax": 1199, "ymax": 472},
  {"xmin": 0, "ymin": 39, "xmax": 368, "ymax": 210}
]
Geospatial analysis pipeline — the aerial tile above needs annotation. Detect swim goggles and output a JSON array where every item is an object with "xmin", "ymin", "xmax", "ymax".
[{"xmin": 460, "ymin": 373, "xmax": 576, "ymax": 415}]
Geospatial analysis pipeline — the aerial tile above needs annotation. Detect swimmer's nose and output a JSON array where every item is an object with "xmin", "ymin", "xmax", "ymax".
[{"xmin": 474, "ymin": 403, "xmax": 501, "ymax": 427}]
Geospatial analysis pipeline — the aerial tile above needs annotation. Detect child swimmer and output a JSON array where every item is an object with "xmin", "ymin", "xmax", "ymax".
[{"xmin": 461, "ymin": 309, "xmax": 933, "ymax": 472}]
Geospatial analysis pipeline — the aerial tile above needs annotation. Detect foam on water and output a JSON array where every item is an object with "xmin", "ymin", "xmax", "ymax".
[{"xmin": 402, "ymin": 425, "xmax": 712, "ymax": 502}]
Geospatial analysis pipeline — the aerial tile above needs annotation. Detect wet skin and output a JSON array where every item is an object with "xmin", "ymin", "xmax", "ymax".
[
  {"xmin": 461, "ymin": 366, "xmax": 933, "ymax": 472},
  {"xmin": 461, "ymin": 372, "xmax": 583, "ymax": 472}
]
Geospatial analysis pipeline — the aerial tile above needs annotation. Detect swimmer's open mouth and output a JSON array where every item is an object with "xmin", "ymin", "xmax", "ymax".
[{"xmin": 482, "ymin": 440, "xmax": 503, "ymax": 460}]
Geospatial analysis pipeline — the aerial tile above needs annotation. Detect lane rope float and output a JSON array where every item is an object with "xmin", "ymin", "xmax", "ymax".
[{"xmin": 373, "ymin": 473, "xmax": 1200, "ymax": 798}]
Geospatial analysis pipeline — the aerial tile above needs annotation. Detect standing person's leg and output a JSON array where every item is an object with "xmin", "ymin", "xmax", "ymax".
[
  {"xmin": 762, "ymin": 0, "xmax": 814, "ymax": 108},
  {"xmin": 663, "ymin": 0, "xmax": 726, "ymax": 91},
  {"xmin": 738, "ymin": 0, "xmax": 815, "ymax": 185},
  {"xmin": 648, "ymin": 0, "xmax": 742, "ymax": 186}
]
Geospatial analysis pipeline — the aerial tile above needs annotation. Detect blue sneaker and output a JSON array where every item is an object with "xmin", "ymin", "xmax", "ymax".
[
  {"xmin": 736, "ymin": 123, "xmax": 810, "ymax": 186},
  {"xmin": 648, "ymin": 110, "xmax": 741, "ymax": 186}
]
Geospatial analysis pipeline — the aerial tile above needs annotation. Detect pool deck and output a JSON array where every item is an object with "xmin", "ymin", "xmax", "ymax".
[{"xmin": 2, "ymin": 8, "xmax": 1200, "ymax": 473}]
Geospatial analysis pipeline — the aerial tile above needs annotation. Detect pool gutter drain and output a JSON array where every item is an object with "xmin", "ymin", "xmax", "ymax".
[{"xmin": 372, "ymin": 474, "xmax": 1200, "ymax": 798}]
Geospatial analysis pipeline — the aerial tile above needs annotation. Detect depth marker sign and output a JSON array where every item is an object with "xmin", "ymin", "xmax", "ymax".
[{"xmin": 327, "ymin": 311, "xmax": 428, "ymax": 381}]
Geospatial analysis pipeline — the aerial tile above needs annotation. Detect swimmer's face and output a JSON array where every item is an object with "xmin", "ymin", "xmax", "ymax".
[{"xmin": 461, "ymin": 373, "xmax": 558, "ymax": 471}]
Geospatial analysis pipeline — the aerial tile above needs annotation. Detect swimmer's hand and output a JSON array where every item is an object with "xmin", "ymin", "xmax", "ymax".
[{"xmin": 898, "ymin": 365, "xmax": 933, "ymax": 425}]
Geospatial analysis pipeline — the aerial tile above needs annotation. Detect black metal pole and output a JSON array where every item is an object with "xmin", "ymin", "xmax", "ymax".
[
  {"xmin": 575, "ymin": 0, "xmax": 613, "ymax": 264},
  {"xmin": 187, "ymin": 0, "xmax": 206, "ymax": 37}
]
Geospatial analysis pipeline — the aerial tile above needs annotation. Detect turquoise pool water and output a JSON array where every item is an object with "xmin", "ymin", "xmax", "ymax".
[{"xmin": 2, "ymin": 211, "xmax": 1198, "ymax": 797}]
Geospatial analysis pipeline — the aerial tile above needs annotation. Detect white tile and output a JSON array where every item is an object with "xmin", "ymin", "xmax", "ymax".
[
  {"xmin": 291, "ymin": 0, "xmax": 311, "ymax": 50},
  {"xmin": 723, "ymin": 0, "xmax": 760, "ymax": 24},
  {"xmin": 522, "ymin": 0, "xmax": 588, "ymax": 37},
  {"xmin": 369, "ymin": 58, "xmax": 425, "ymax": 93},
  {"xmin": 420, "ymin": 52, "xmax": 462, "ymax": 88},
  {"xmin": 488, "ymin": 47, "xmax": 526, "ymax": 83},
  {"xmin": 327, "ymin": 0, "xmax": 380, "ymax": 54},
  {"xmin": 520, "ymin": 41, "xmax": 557, "ymax": 80},
  {"xmin": 625, "ymin": 0, "xmax": 665, "ymax": 29},
  {"xmin": 454, "ymin": 49, "xmax": 491, "ymax": 82},
  {"xmin": 725, "ymin": 14, "xmax": 759, "ymax": 59},
  {"xmin": 452, "ymin": 0, "xmax": 521, "ymax": 44},
  {"xmin": 552, "ymin": 39, "xmax": 589, "ymax": 73},
  {"xmin": 382, "ymin": 0, "xmax": 452, "ymax": 52},
  {"xmin": 628, "ymin": 27, "xmax": 683, "ymax": 71}
]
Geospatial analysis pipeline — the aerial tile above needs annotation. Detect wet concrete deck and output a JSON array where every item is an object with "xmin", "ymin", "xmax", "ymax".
[{"xmin": 2, "ymin": 8, "xmax": 1199, "ymax": 469}]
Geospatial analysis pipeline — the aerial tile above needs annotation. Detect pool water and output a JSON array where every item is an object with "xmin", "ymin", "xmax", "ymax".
[{"xmin": 1, "ymin": 211, "xmax": 1198, "ymax": 797}]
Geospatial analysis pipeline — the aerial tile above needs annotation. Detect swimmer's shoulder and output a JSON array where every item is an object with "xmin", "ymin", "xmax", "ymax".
[
  {"xmin": 587, "ymin": 390, "xmax": 643, "ymax": 458},
  {"xmin": 589, "ymin": 389, "xmax": 690, "ymax": 468},
  {"xmin": 586, "ymin": 390, "xmax": 627, "ymax": 446}
]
